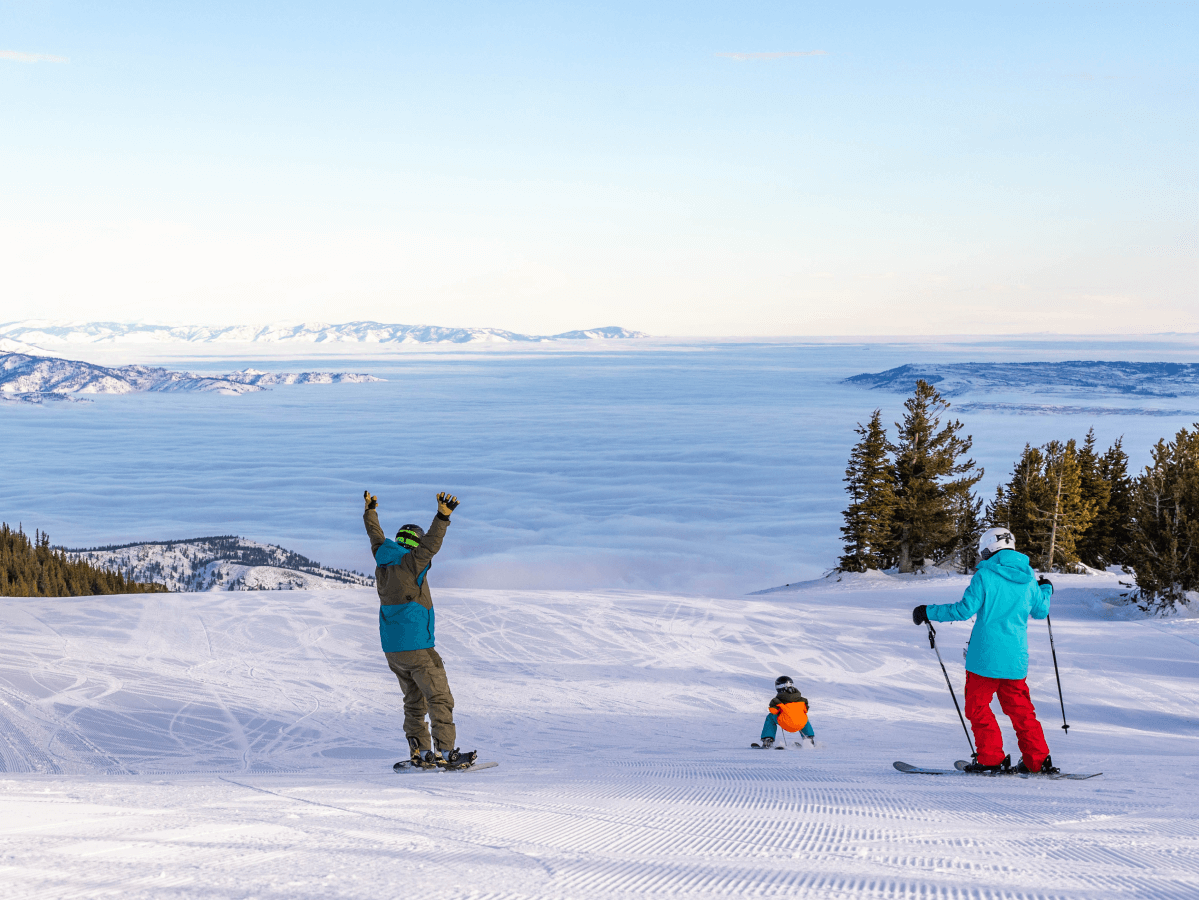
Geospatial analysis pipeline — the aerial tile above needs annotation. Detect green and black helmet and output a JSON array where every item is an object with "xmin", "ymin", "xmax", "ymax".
[{"xmin": 395, "ymin": 524, "xmax": 425, "ymax": 549}]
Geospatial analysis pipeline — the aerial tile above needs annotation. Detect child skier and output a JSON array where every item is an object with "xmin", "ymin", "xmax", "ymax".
[
  {"xmin": 363, "ymin": 489, "xmax": 477, "ymax": 770},
  {"xmin": 912, "ymin": 527, "xmax": 1056, "ymax": 774},
  {"xmin": 756, "ymin": 676, "xmax": 815, "ymax": 748}
]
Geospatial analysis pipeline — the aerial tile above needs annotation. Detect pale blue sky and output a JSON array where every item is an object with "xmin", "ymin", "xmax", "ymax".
[{"xmin": 2, "ymin": 1, "xmax": 1196, "ymax": 335}]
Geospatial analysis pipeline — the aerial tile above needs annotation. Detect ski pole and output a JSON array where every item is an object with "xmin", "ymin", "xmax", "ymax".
[
  {"xmin": 1046, "ymin": 615, "xmax": 1070, "ymax": 733},
  {"xmin": 926, "ymin": 620, "xmax": 976, "ymax": 760}
]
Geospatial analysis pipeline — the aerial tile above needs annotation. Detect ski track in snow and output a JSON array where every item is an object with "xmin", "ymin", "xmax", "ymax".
[{"xmin": 0, "ymin": 578, "xmax": 1194, "ymax": 899}]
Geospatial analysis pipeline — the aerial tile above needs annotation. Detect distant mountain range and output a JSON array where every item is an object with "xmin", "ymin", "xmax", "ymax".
[
  {"xmin": 0, "ymin": 321, "xmax": 646, "ymax": 345},
  {"xmin": 63, "ymin": 536, "xmax": 372, "ymax": 591},
  {"xmin": 844, "ymin": 361, "xmax": 1199, "ymax": 398},
  {"xmin": 0, "ymin": 351, "xmax": 381, "ymax": 403}
]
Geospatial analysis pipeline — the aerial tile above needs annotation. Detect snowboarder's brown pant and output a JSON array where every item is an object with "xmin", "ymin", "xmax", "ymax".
[{"xmin": 385, "ymin": 648, "xmax": 456, "ymax": 753}]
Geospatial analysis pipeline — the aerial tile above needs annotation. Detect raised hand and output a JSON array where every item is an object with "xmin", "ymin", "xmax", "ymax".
[
  {"xmin": 364, "ymin": 490, "xmax": 378, "ymax": 511},
  {"xmin": 437, "ymin": 492, "xmax": 459, "ymax": 516}
]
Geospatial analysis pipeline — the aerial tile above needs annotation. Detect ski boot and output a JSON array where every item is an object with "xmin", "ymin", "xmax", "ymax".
[
  {"xmin": 961, "ymin": 754, "xmax": 1011, "ymax": 773},
  {"xmin": 441, "ymin": 748, "xmax": 478, "ymax": 770},
  {"xmin": 761, "ymin": 737, "xmax": 774, "ymax": 749},
  {"xmin": 1016, "ymin": 755, "xmax": 1059, "ymax": 775}
]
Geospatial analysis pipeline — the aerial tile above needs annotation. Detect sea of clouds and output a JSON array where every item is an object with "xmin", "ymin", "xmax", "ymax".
[{"xmin": 2, "ymin": 337, "xmax": 1195, "ymax": 596}]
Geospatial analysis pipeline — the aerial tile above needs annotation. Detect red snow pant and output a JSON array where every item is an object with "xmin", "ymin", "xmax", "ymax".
[{"xmin": 964, "ymin": 671, "xmax": 1049, "ymax": 769}]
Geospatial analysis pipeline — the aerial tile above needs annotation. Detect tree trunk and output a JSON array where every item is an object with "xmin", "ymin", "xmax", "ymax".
[
  {"xmin": 1044, "ymin": 474, "xmax": 1062, "ymax": 572},
  {"xmin": 898, "ymin": 540, "xmax": 913, "ymax": 573}
]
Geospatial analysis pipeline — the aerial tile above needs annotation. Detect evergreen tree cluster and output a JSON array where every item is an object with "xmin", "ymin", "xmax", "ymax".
[
  {"xmin": 0, "ymin": 524, "xmax": 169, "ymax": 596},
  {"xmin": 987, "ymin": 425, "xmax": 1198, "ymax": 611},
  {"xmin": 839, "ymin": 385, "xmax": 1198, "ymax": 614},
  {"xmin": 987, "ymin": 428, "xmax": 1130, "ymax": 573},
  {"xmin": 840, "ymin": 380, "xmax": 983, "ymax": 574}
]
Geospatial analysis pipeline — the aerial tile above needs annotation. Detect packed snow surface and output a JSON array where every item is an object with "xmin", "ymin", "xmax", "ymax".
[
  {"xmin": 63, "ymin": 536, "xmax": 371, "ymax": 591},
  {"xmin": 0, "ymin": 352, "xmax": 381, "ymax": 401},
  {"xmin": 0, "ymin": 573, "xmax": 1194, "ymax": 898},
  {"xmin": 0, "ymin": 320, "xmax": 645, "ymax": 345}
]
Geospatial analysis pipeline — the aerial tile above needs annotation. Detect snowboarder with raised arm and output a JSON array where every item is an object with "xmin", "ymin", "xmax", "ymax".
[
  {"xmin": 911, "ymin": 527, "xmax": 1056, "ymax": 774},
  {"xmin": 363, "ymin": 489, "xmax": 477, "ymax": 770},
  {"xmin": 753, "ymin": 676, "xmax": 816, "ymax": 749}
]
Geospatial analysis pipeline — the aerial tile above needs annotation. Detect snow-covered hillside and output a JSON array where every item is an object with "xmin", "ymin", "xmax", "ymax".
[
  {"xmin": 845, "ymin": 361, "xmax": 1198, "ymax": 398},
  {"xmin": 0, "ymin": 337, "xmax": 59, "ymax": 357},
  {"xmin": 0, "ymin": 574, "xmax": 1193, "ymax": 898},
  {"xmin": 0, "ymin": 352, "xmax": 381, "ymax": 402},
  {"xmin": 64, "ymin": 536, "xmax": 372, "ymax": 591},
  {"xmin": 0, "ymin": 320, "xmax": 646, "ymax": 345}
]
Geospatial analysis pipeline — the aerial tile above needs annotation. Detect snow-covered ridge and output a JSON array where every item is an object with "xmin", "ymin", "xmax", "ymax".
[
  {"xmin": 0, "ymin": 320, "xmax": 646, "ymax": 345},
  {"xmin": 62, "ymin": 535, "xmax": 372, "ymax": 591},
  {"xmin": 0, "ymin": 337, "xmax": 61, "ymax": 357},
  {"xmin": 0, "ymin": 352, "xmax": 382, "ymax": 403},
  {"xmin": 845, "ymin": 361, "xmax": 1199, "ymax": 398}
]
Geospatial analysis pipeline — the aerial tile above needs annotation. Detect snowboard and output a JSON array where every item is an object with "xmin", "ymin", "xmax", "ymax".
[
  {"xmin": 893, "ymin": 760, "xmax": 1101, "ymax": 780},
  {"xmin": 393, "ymin": 760, "xmax": 498, "ymax": 773}
]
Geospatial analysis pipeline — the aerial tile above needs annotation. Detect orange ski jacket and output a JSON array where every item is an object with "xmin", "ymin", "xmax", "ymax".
[{"xmin": 769, "ymin": 690, "xmax": 809, "ymax": 733}]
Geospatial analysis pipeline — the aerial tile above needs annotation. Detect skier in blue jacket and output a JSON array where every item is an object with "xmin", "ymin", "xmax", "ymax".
[{"xmin": 912, "ymin": 527, "xmax": 1056, "ymax": 774}]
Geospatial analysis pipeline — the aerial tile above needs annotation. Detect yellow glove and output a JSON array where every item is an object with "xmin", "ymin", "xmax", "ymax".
[
  {"xmin": 364, "ymin": 490, "xmax": 378, "ymax": 511},
  {"xmin": 437, "ymin": 492, "xmax": 459, "ymax": 516}
]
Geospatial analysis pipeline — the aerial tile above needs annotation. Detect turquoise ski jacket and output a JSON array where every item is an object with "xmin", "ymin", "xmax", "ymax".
[{"xmin": 926, "ymin": 549, "xmax": 1052, "ymax": 680}]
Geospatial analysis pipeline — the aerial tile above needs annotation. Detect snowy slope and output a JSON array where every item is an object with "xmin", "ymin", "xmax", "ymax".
[
  {"xmin": 0, "ymin": 320, "xmax": 647, "ymax": 345},
  {"xmin": 0, "ymin": 575, "xmax": 1193, "ymax": 899},
  {"xmin": 64, "ymin": 536, "xmax": 372, "ymax": 591},
  {"xmin": 0, "ymin": 338, "xmax": 59, "ymax": 357},
  {"xmin": 0, "ymin": 352, "xmax": 381, "ymax": 401}
]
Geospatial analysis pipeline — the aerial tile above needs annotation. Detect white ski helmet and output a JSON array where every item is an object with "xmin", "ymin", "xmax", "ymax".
[{"xmin": 978, "ymin": 527, "xmax": 1016, "ymax": 560}]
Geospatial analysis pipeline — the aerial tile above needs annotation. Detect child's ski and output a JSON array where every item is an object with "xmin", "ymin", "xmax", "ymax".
[
  {"xmin": 393, "ymin": 760, "xmax": 499, "ymax": 773},
  {"xmin": 750, "ymin": 743, "xmax": 785, "ymax": 749}
]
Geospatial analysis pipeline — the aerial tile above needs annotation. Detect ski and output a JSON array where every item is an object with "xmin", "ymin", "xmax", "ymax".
[
  {"xmin": 393, "ymin": 760, "xmax": 499, "ymax": 773},
  {"xmin": 954, "ymin": 760, "xmax": 1101, "ymax": 780},
  {"xmin": 893, "ymin": 761, "xmax": 959, "ymax": 775},
  {"xmin": 896, "ymin": 760, "xmax": 1100, "ymax": 779},
  {"xmin": 750, "ymin": 743, "xmax": 785, "ymax": 750}
]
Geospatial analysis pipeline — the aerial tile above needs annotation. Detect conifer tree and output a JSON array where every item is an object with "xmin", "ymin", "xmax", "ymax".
[
  {"xmin": 839, "ymin": 409, "xmax": 895, "ymax": 571},
  {"xmin": 1028, "ymin": 439, "xmax": 1097, "ymax": 571},
  {"xmin": 953, "ymin": 489, "xmax": 985, "ymax": 573},
  {"xmin": 991, "ymin": 443, "xmax": 1045, "ymax": 555},
  {"xmin": 1125, "ymin": 425, "xmax": 1199, "ymax": 612},
  {"xmin": 1076, "ymin": 437, "xmax": 1134, "ymax": 568},
  {"xmin": 985, "ymin": 484, "xmax": 1009, "ymax": 529},
  {"xmin": 890, "ymin": 380, "xmax": 983, "ymax": 573}
]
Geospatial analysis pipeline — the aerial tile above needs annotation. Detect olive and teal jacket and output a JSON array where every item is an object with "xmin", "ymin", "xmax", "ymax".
[
  {"xmin": 364, "ymin": 508, "xmax": 449, "ymax": 652},
  {"xmin": 926, "ymin": 548, "xmax": 1052, "ymax": 680}
]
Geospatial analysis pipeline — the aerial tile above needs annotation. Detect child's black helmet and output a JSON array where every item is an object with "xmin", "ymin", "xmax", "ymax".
[
  {"xmin": 396, "ymin": 524, "xmax": 425, "ymax": 549},
  {"xmin": 774, "ymin": 676, "xmax": 794, "ymax": 690}
]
